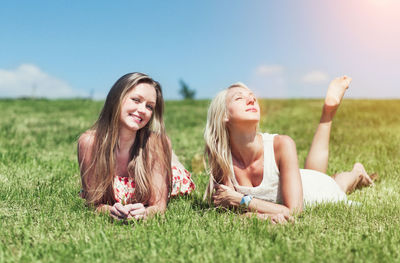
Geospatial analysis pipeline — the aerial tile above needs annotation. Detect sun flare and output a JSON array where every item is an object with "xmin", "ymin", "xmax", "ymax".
[{"xmin": 368, "ymin": 0, "xmax": 400, "ymax": 7}]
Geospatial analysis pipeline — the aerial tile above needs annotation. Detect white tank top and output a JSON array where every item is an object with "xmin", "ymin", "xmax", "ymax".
[
  {"xmin": 230, "ymin": 133, "xmax": 283, "ymax": 204},
  {"xmin": 230, "ymin": 133, "xmax": 348, "ymax": 205}
]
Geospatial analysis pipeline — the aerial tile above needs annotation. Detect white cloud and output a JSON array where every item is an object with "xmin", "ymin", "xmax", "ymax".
[
  {"xmin": 302, "ymin": 70, "xmax": 329, "ymax": 84},
  {"xmin": 255, "ymin": 65, "xmax": 284, "ymax": 76},
  {"xmin": 0, "ymin": 64, "xmax": 84, "ymax": 98},
  {"xmin": 248, "ymin": 64, "xmax": 288, "ymax": 98}
]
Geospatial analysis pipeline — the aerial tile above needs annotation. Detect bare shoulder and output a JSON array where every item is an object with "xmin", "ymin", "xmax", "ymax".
[
  {"xmin": 273, "ymin": 135, "xmax": 296, "ymax": 151},
  {"xmin": 77, "ymin": 130, "xmax": 95, "ymax": 164},
  {"xmin": 78, "ymin": 130, "xmax": 95, "ymax": 149},
  {"xmin": 273, "ymin": 135, "xmax": 297, "ymax": 163}
]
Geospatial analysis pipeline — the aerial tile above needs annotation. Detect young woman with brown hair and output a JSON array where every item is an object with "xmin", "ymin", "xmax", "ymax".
[{"xmin": 78, "ymin": 72, "xmax": 194, "ymax": 220}]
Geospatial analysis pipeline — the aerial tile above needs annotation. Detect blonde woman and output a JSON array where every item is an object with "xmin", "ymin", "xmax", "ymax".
[
  {"xmin": 78, "ymin": 72, "xmax": 194, "ymax": 220},
  {"xmin": 204, "ymin": 76, "xmax": 375, "ymax": 223}
]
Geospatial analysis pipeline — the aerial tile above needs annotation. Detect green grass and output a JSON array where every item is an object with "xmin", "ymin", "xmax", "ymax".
[{"xmin": 0, "ymin": 98, "xmax": 399, "ymax": 262}]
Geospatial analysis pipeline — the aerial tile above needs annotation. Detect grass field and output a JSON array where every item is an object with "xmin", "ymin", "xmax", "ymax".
[{"xmin": 0, "ymin": 98, "xmax": 399, "ymax": 262}]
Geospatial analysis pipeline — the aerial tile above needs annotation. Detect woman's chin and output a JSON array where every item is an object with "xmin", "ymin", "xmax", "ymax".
[
  {"xmin": 120, "ymin": 122, "xmax": 144, "ymax": 132},
  {"xmin": 229, "ymin": 118, "xmax": 260, "ymax": 129}
]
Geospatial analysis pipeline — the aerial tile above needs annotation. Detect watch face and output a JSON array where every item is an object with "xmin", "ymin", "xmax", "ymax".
[{"xmin": 240, "ymin": 195, "xmax": 253, "ymax": 207}]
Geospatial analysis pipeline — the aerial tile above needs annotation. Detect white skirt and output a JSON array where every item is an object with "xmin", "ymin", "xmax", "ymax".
[{"xmin": 300, "ymin": 169, "xmax": 348, "ymax": 205}]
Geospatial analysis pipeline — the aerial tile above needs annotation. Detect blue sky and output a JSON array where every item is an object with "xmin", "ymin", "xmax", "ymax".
[{"xmin": 1, "ymin": 0, "xmax": 399, "ymax": 99}]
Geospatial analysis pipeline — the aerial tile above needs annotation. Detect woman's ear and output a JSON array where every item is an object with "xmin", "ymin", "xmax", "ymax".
[{"xmin": 224, "ymin": 116, "xmax": 229, "ymax": 123}]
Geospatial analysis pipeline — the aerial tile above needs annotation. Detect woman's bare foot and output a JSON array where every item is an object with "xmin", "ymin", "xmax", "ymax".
[
  {"xmin": 333, "ymin": 162, "xmax": 374, "ymax": 194},
  {"xmin": 325, "ymin": 76, "xmax": 352, "ymax": 107},
  {"xmin": 323, "ymin": 76, "xmax": 352, "ymax": 119},
  {"xmin": 352, "ymin": 163, "xmax": 374, "ymax": 190},
  {"xmin": 369, "ymin": 173, "xmax": 379, "ymax": 182}
]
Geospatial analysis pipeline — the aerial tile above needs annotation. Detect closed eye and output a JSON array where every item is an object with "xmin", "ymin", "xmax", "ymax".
[{"xmin": 131, "ymin": 97, "xmax": 140, "ymax": 103}]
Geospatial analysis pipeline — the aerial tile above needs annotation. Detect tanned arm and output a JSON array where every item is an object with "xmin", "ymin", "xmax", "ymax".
[{"xmin": 213, "ymin": 135, "xmax": 303, "ymax": 218}]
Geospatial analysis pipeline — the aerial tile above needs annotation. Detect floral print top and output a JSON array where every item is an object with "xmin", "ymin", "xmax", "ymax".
[
  {"xmin": 113, "ymin": 176, "xmax": 136, "ymax": 204},
  {"xmin": 113, "ymin": 165, "xmax": 195, "ymax": 204},
  {"xmin": 171, "ymin": 165, "xmax": 196, "ymax": 196}
]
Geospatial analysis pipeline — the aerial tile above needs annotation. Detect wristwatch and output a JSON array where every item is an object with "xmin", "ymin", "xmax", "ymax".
[{"xmin": 240, "ymin": 195, "xmax": 253, "ymax": 207}]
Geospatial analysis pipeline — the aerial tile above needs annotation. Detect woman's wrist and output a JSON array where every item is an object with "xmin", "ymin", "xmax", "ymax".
[
  {"xmin": 233, "ymin": 193, "xmax": 244, "ymax": 206},
  {"xmin": 145, "ymin": 205, "xmax": 165, "ymax": 218},
  {"xmin": 240, "ymin": 195, "xmax": 253, "ymax": 207},
  {"xmin": 95, "ymin": 204, "xmax": 111, "ymax": 214}
]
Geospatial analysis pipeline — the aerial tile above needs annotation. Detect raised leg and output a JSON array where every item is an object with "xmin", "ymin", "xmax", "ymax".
[
  {"xmin": 332, "ymin": 163, "xmax": 374, "ymax": 193},
  {"xmin": 304, "ymin": 76, "xmax": 352, "ymax": 173}
]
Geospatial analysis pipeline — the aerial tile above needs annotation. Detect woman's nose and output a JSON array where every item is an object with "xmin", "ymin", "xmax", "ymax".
[
  {"xmin": 137, "ymin": 102, "xmax": 146, "ymax": 113},
  {"xmin": 246, "ymin": 96, "xmax": 255, "ymax": 105}
]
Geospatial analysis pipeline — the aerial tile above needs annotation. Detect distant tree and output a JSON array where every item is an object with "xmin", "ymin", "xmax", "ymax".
[
  {"xmin": 179, "ymin": 79, "xmax": 196, "ymax": 100},
  {"xmin": 89, "ymin": 89, "xmax": 94, "ymax": 100}
]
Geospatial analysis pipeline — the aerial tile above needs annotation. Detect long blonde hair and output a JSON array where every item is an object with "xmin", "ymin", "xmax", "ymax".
[
  {"xmin": 203, "ymin": 82, "xmax": 250, "ymax": 200},
  {"xmin": 81, "ymin": 72, "xmax": 171, "ymax": 206}
]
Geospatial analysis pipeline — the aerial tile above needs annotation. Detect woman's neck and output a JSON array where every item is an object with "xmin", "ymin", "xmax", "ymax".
[
  {"xmin": 118, "ymin": 127, "xmax": 137, "ymax": 154},
  {"xmin": 229, "ymin": 124, "xmax": 262, "ymax": 168}
]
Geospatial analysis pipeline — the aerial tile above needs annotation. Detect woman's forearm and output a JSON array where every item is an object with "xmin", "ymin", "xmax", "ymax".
[
  {"xmin": 214, "ymin": 185, "xmax": 291, "ymax": 216},
  {"xmin": 145, "ymin": 204, "xmax": 166, "ymax": 218},
  {"xmin": 95, "ymin": 204, "xmax": 112, "ymax": 214},
  {"xmin": 247, "ymin": 198, "xmax": 290, "ymax": 216},
  {"xmin": 229, "ymin": 193, "xmax": 289, "ymax": 215}
]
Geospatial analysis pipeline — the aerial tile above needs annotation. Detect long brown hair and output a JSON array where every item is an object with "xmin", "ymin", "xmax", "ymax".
[{"xmin": 81, "ymin": 72, "xmax": 172, "ymax": 206}]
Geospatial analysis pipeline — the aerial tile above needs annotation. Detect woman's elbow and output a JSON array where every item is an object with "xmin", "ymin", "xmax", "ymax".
[
  {"xmin": 287, "ymin": 203, "xmax": 303, "ymax": 215},
  {"xmin": 146, "ymin": 203, "xmax": 167, "ymax": 218},
  {"xmin": 152, "ymin": 199, "xmax": 168, "ymax": 214},
  {"xmin": 157, "ymin": 203, "xmax": 167, "ymax": 214}
]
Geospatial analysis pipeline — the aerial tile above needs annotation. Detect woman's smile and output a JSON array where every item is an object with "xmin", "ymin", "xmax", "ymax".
[
  {"xmin": 119, "ymin": 83, "xmax": 156, "ymax": 131},
  {"xmin": 129, "ymin": 113, "xmax": 143, "ymax": 123}
]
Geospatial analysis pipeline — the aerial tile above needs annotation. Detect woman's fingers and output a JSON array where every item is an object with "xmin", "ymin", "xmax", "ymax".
[
  {"xmin": 212, "ymin": 188, "xmax": 222, "ymax": 203},
  {"xmin": 244, "ymin": 212, "xmax": 291, "ymax": 224},
  {"xmin": 130, "ymin": 207, "xmax": 146, "ymax": 216},
  {"xmin": 128, "ymin": 203, "xmax": 147, "ymax": 220},
  {"xmin": 125, "ymin": 203, "xmax": 144, "ymax": 212},
  {"xmin": 218, "ymin": 184, "xmax": 230, "ymax": 191},
  {"xmin": 212, "ymin": 192, "xmax": 223, "ymax": 206},
  {"xmin": 213, "ymin": 187, "xmax": 226, "ymax": 197},
  {"xmin": 110, "ymin": 206, "xmax": 125, "ymax": 219},
  {"xmin": 365, "ymin": 174, "xmax": 374, "ymax": 185},
  {"xmin": 110, "ymin": 213, "xmax": 119, "ymax": 220},
  {"xmin": 270, "ymin": 214, "xmax": 288, "ymax": 224},
  {"xmin": 282, "ymin": 212, "xmax": 294, "ymax": 222},
  {"xmin": 114, "ymin": 203, "xmax": 129, "ymax": 217},
  {"xmin": 129, "ymin": 205, "xmax": 147, "ymax": 220},
  {"xmin": 278, "ymin": 214, "xmax": 288, "ymax": 224},
  {"xmin": 109, "ymin": 203, "xmax": 148, "ymax": 221},
  {"xmin": 134, "ymin": 214, "xmax": 146, "ymax": 220}
]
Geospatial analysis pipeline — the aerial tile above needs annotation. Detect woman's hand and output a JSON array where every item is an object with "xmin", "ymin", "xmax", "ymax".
[
  {"xmin": 212, "ymin": 184, "xmax": 243, "ymax": 208},
  {"xmin": 109, "ymin": 203, "xmax": 147, "ymax": 220},
  {"xmin": 268, "ymin": 213, "xmax": 293, "ymax": 224},
  {"xmin": 109, "ymin": 203, "xmax": 131, "ymax": 220},
  {"xmin": 127, "ymin": 203, "xmax": 147, "ymax": 220},
  {"xmin": 243, "ymin": 212, "xmax": 294, "ymax": 224}
]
